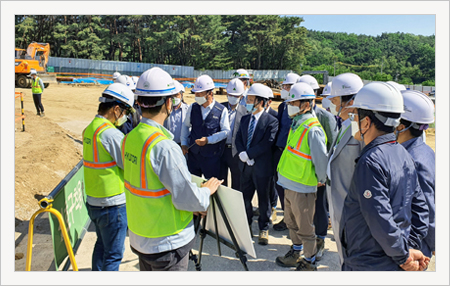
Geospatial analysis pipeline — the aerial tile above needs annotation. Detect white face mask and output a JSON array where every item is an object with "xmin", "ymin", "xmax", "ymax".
[
  {"xmin": 173, "ymin": 97, "xmax": 182, "ymax": 107},
  {"xmin": 329, "ymin": 102, "xmax": 338, "ymax": 116},
  {"xmin": 227, "ymin": 96, "xmax": 240, "ymax": 106},
  {"xmin": 350, "ymin": 120, "xmax": 359, "ymax": 137},
  {"xmin": 287, "ymin": 104, "xmax": 300, "ymax": 117},
  {"xmin": 195, "ymin": 96, "xmax": 207, "ymax": 105},
  {"xmin": 115, "ymin": 114, "xmax": 127, "ymax": 127},
  {"xmin": 280, "ymin": 89, "xmax": 290, "ymax": 100}
]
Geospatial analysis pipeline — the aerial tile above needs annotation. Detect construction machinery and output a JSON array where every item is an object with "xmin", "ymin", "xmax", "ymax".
[{"xmin": 15, "ymin": 42, "xmax": 57, "ymax": 88}]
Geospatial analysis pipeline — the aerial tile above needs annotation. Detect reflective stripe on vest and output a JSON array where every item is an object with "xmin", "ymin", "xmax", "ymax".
[
  {"xmin": 83, "ymin": 117, "xmax": 124, "ymax": 198},
  {"xmin": 31, "ymin": 77, "xmax": 43, "ymax": 94},
  {"xmin": 278, "ymin": 117, "xmax": 327, "ymax": 186},
  {"xmin": 123, "ymin": 123, "xmax": 192, "ymax": 238}
]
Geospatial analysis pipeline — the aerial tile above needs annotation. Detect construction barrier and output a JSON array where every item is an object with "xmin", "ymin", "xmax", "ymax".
[
  {"xmin": 15, "ymin": 92, "xmax": 25, "ymax": 132},
  {"xmin": 26, "ymin": 160, "xmax": 90, "ymax": 271}
]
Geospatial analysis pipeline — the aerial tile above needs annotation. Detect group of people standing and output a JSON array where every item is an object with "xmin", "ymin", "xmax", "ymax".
[{"xmin": 82, "ymin": 67, "xmax": 435, "ymax": 271}]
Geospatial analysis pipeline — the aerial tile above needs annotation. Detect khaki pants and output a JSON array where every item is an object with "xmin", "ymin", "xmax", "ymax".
[{"xmin": 284, "ymin": 189, "xmax": 317, "ymax": 259}]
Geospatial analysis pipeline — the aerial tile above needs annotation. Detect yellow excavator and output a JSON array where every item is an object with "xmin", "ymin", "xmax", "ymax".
[{"xmin": 15, "ymin": 42, "xmax": 57, "ymax": 88}]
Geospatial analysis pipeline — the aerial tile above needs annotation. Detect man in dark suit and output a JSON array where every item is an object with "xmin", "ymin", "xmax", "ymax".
[
  {"xmin": 220, "ymin": 78, "xmax": 248, "ymax": 190},
  {"xmin": 235, "ymin": 83, "xmax": 279, "ymax": 245}
]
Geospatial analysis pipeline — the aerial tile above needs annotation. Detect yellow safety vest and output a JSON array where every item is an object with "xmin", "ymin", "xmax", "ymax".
[
  {"xmin": 122, "ymin": 123, "xmax": 192, "ymax": 238},
  {"xmin": 31, "ymin": 77, "xmax": 43, "ymax": 94},
  {"xmin": 83, "ymin": 117, "xmax": 124, "ymax": 198},
  {"xmin": 277, "ymin": 117, "xmax": 327, "ymax": 186}
]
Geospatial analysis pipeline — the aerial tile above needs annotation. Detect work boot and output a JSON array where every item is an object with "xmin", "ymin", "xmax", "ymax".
[
  {"xmin": 40, "ymin": 112, "xmax": 45, "ymax": 117},
  {"xmin": 271, "ymin": 207, "xmax": 277, "ymax": 222},
  {"xmin": 275, "ymin": 245, "xmax": 301, "ymax": 267},
  {"xmin": 258, "ymin": 230, "xmax": 269, "ymax": 245},
  {"xmin": 315, "ymin": 237, "xmax": 325, "ymax": 261},
  {"xmin": 295, "ymin": 258, "xmax": 317, "ymax": 271},
  {"xmin": 273, "ymin": 218, "xmax": 288, "ymax": 231},
  {"xmin": 36, "ymin": 112, "xmax": 40, "ymax": 116}
]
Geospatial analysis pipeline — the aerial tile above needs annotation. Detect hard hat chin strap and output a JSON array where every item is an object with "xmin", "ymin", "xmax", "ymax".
[
  {"xmin": 373, "ymin": 112, "xmax": 400, "ymax": 127},
  {"xmin": 412, "ymin": 123, "xmax": 429, "ymax": 131},
  {"xmin": 139, "ymin": 97, "xmax": 166, "ymax": 108}
]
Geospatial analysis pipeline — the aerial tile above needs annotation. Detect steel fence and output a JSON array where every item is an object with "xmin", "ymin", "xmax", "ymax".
[{"xmin": 328, "ymin": 76, "xmax": 435, "ymax": 93}]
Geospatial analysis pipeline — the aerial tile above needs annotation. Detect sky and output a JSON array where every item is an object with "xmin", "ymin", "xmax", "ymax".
[{"xmin": 288, "ymin": 15, "xmax": 435, "ymax": 37}]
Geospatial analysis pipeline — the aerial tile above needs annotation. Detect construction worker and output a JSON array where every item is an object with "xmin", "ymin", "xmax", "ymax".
[
  {"xmin": 298, "ymin": 74, "xmax": 338, "ymax": 260},
  {"xmin": 235, "ymin": 83, "xmax": 278, "ymax": 245},
  {"xmin": 30, "ymin": 69, "xmax": 45, "ymax": 117},
  {"xmin": 219, "ymin": 78, "xmax": 248, "ymax": 191},
  {"xmin": 324, "ymin": 73, "xmax": 364, "ymax": 265},
  {"xmin": 82, "ymin": 83, "xmax": 136, "ymax": 271},
  {"xmin": 320, "ymin": 82, "xmax": 332, "ymax": 112},
  {"xmin": 164, "ymin": 80, "xmax": 189, "ymax": 147},
  {"xmin": 340, "ymin": 82, "xmax": 430, "ymax": 271},
  {"xmin": 112, "ymin": 72, "xmax": 121, "ymax": 82},
  {"xmin": 275, "ymin": 82, "xmax": 328, "ymax": 271},
  {"xmin": 122, "ymin": 67, "xmax": 222, "ymax": 271},
  {"xmin": 116, "ymin": 75, "xmax": 141, "ymax": 134},
  {"xmin": 272, "ymin": 72, "xmax": 301, "ymax": 232},
  {"xmin": 233, "ymin": 68, "xmax": 251, "ymax": 106},
  {"xmin": 396, "ymin": 90, "xmax": 435, "ymax": 259},
  {"xmin": 180, "ymin": 75, "xmax": 230, "ymax": 179}
]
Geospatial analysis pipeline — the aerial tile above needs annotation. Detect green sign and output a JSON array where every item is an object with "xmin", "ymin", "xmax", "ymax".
[
  {"xmin": 48, "ymin": 165, "xmax": 89, "ymax": 270},
  {"xmin": 47, "ymin": 66, "xmax": 54, "ymax": 72}
]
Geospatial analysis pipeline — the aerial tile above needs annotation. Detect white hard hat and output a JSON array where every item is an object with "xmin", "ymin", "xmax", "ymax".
[
  {"xmin": 387, "ymin": 81, "xmax": 406, "ymax": 91},
  {"xmin": 191, "ymin": 75, "xmax": 215, "ymax": 93},
  {"xmin": 322, "ymin": 97, "xmax": 331, "ymax": 109},
  {"xmin": 298, "ymin": 74, "xmax": 320, "ymax": 90},
  {"xmin": 101, "ymin": 83, "xmax": 135, "ymax": 112},
  {"xmin": 350, "ymin": 82, "xmax": 404, "ymax": 113},
  {"xmin": 328, "ymin": 73, "xmax": 364, "ymax": 99},
  {"xmin": 174, "ymin": 80, "xmax": 185, "ymax": 94},
  {"xmin": 247, "ymin": 83, "xmax": 272, "ymax": 99},
  {"xmin": 30, "ymin": 69, "xmax": 37, "ymax": 75},
  {"xmin": 321, "ymin": 82, "xmax": 332, "ymax": 96},
  {"xmin": 285, "ymin": 82, "xmax": 316, "ymax": 103},
  {"xmin": 235, "ymin": 69, "xmax": 251, "ymax": 79},
  {"xmin": 112, "ymin": 72, "xmax": 121, "ymax": 80},
  {"xmin": 401, "ymin": 90, "xmax": 434, "ymax": 124},
  {"xmin": 116, "ymin": 75, "xmax": 134, "ymax": 90},
  {"xmin": 264, "ymin": 85, "xmax": 274, "ymax": 98},
  {"xmin": 226, "ymin": 78, "xmax": 245, "ymax": 96},
  {"xmin": 282, "ymin": 73, "xmax": 300, "ymax": 85},
  {"xmin": 135, "ymin": 67, "xmax": 176, "ymax": 97}
]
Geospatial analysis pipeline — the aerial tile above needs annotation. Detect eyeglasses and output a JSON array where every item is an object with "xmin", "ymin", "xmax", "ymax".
[{"xmin": 348, "ymin": 112, "xmax": 358, "ymax": 121}]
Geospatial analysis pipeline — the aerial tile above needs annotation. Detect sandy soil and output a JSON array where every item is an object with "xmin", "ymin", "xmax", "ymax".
[{"xmin": 14, "ymin": 83, "xmax": 435, "ymax": 221}]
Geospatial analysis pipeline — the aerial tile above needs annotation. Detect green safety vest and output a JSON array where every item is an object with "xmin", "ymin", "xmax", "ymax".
[
  {"xmin": 122, "ymin": 123, "xmax": 192, "ymax": 238},
  {"xmin": 277, "ymin": 117, "xmax": 327, "ymax": 186},
  {"xmin": 31, "ymin": 77, "xmax": 43, "ymax": 94},
  {"xmin": 83, "ymin": 117, "xmax": 124, "ymax": 198}
]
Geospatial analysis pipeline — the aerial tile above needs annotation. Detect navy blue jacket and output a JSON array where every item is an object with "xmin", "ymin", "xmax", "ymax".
[
  {"xmin": 119, "ymin": 103, "xmax": 142, "ymax": 135},
  {"xmin": 235, "ymin": 111, "xmax": 278, "ymax": 178},
  {"xmin": 275, "ymin": 102, "xmax": 292, "ymax": 149},
  {"xmin": 340, "ymin": 133, "xmax": 429, "ymax": 271},
  {"xmin": 402, "ymin": 136, "xmax": 435, "ymax": 257},
  {"xmin": 189, "ymin": 101, "xmax": 226, "ymax": 157}
]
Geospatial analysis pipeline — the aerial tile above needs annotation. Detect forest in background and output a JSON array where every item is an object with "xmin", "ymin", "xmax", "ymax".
[{"xmin": 15, "ymin": 15, "xmax": 435, "ymax": 85}]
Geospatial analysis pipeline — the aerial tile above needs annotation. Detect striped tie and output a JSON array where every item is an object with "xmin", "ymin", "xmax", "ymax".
[{"xmin": 247, "ymin": 116, "xmax": 255, "ymax": 150}]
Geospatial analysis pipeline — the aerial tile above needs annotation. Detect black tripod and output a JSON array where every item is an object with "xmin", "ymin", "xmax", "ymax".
[{"xmin": 189, "ymin": 192, "xmax": 249, "ymax": 271}]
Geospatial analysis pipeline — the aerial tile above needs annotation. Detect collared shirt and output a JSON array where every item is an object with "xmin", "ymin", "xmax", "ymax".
[
  {"xmin": 327, "ymin": 118, "xmax": 351, "ymax": 179},
  {"xmin": 86, "ymin": 115, "xmax": 126, "ymax": 207},
  {"xmin": 239, "ymin": 88, "xmax": 249, "ymax": 106},
  {"xmin": 247, "ymin": 109, "xmax": 264, "ymax": 141},
  {"xmin": 164, "ymin": 104, "xmax": 183, "ymax": 144},
  {"xmin": 226, "ymin": 103, "xmax": 238, "ymax": 144},
  {"xmin": 180, "ymin": 99, "xmax": 230, "ymax": 146},
  {"xmin": 129, "ymin": 117, "xmax": 211, "ymax": 254},
  {"xmin": 277, "ymin": 112, "xmax": 328, "ymax": 193}
]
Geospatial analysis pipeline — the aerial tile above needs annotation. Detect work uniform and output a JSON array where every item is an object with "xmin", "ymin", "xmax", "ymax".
[
  {"xmin": 219, "ymin": 101, "xmax": 247, "ymax": 190},
  {"xmin": 164, "ymin": 101, "xmax": 189, "ymax": 145},
  {"xmin": 325, "ymin": 119, "xmax": 363, "ymax": 264},
  {"xmin": 82, "ymin": 115, "xmax": 127, "ymax": 271},
  {"xmin": 181, "ymin": 100, "xmax": 230, "ymax": 179},
  {"xmin": 235, "ymin": 110, "xmax": 278, "ymax": 232},
  {"xmin": 119, "ymin": 103, "xmax": 142, "ymax": 135},
  {"xmin": 277, "ymin": 113, "xmax": 328, "ymax": 260},
  {"xmin": 401, "ymin": 136, "xmax": 435, "ymax": 258},
  {"xmin": 340, "ymin": 133, "xmax": 429, "ymax": 270},
  {"xmin": 313, "ymin": 104, "xmax": 338, "ymax": 240},
  {"xmin": 31, "ymin": 76, "xmax": 45, "ymax": 115},
  {"xmin": 123, "ymin": 117, "xmax": 211, "ymax": 271}
]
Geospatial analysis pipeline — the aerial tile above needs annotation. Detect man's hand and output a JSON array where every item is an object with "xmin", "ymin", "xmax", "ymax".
[
  {"xmin": 181, "ymin": 145, "xmax": 189, "ymax": 155},
  {"xmin": 195, "ymin": 137, "xmax": 208, "ymax": 146},
  {"xmin": 239, "ymin": 151, "xmax": 249, "ymax": 163},
  {"xmin": 317, "ymin": 182, "xmax": 325, "ymax": 187},
  {"xmin": 201, "ymin": 177, "xmax": 224, "ymax": 195},
  {"xmin": 246, "ymin": 159, "xmax": 255, "ymax": 166},
  {"xmin": 400, "ymin": 249, "xmax": 429, "ymax": 271},
  {"xmin": 432, "ymin": 251, "xmax": 435, "ymax": 256},
  {"xmin": 193, "ymin": 211, "xmax": 208, "ymax": 218}
]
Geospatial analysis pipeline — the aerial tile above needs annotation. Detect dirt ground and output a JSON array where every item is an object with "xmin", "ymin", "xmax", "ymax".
[{"xmin": 14, "ymin": 83, "xmax": 435, "ymax": 221}]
